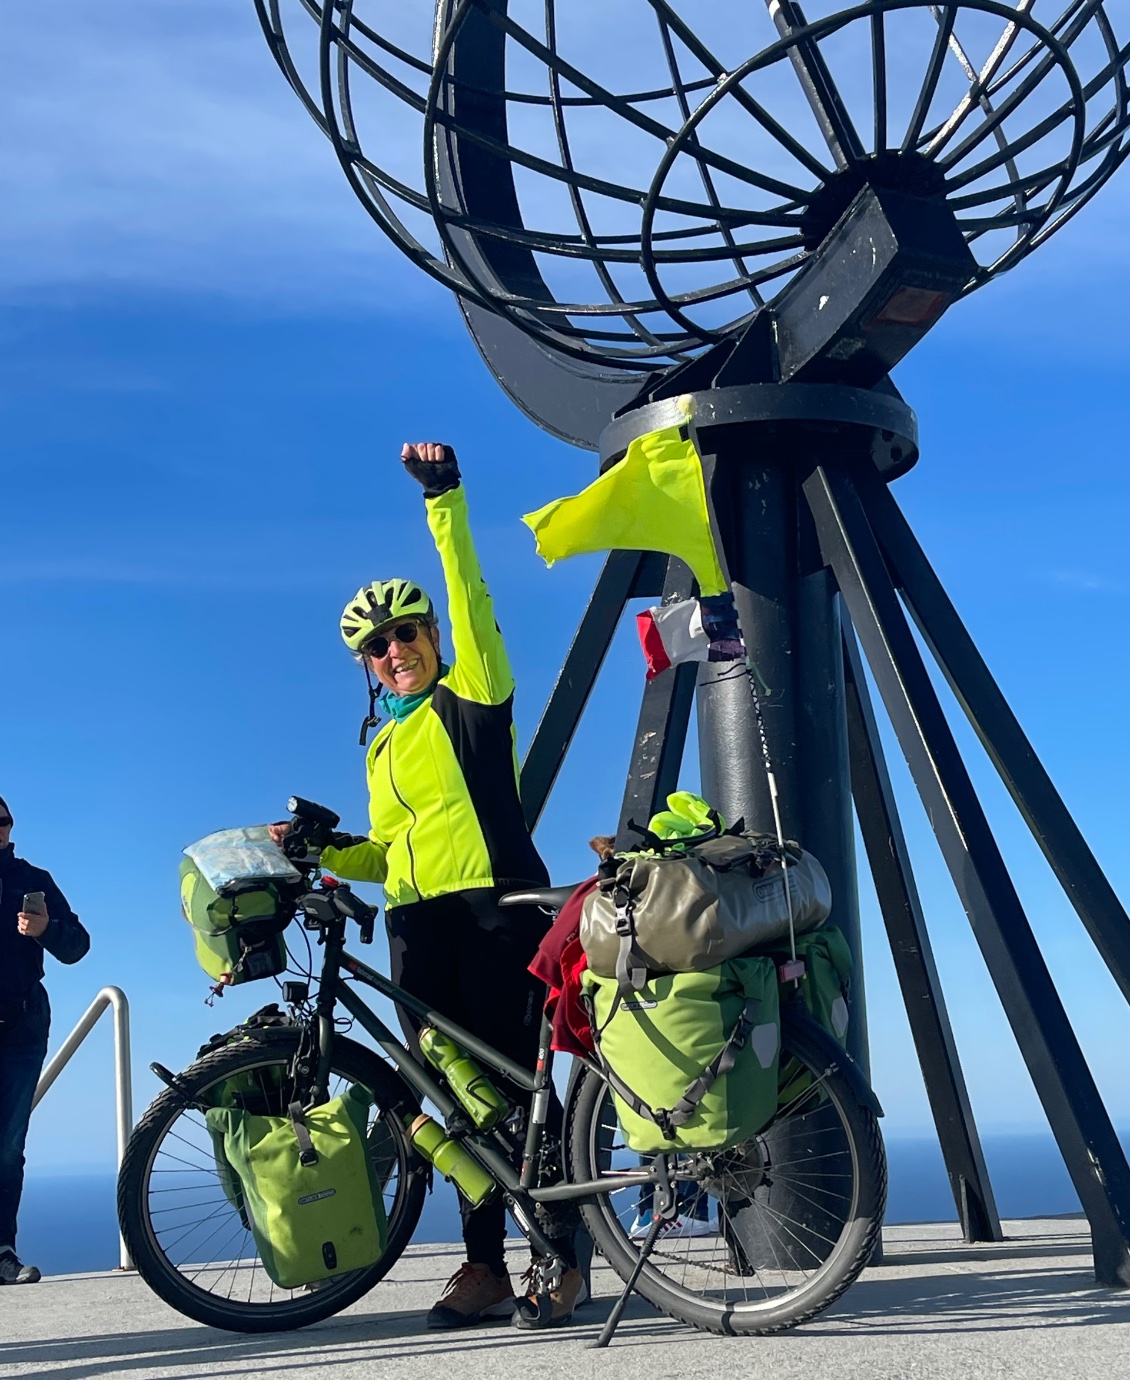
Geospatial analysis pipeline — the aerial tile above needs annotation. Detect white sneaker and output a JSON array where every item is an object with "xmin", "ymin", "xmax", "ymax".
[
  {"xmin": 665, "ymin": 1213, "xmax": 716, "ymax": 1238},
  {"xmin": 629, "ymin": 1210, "xmax": 716, "ymax": 1240}
]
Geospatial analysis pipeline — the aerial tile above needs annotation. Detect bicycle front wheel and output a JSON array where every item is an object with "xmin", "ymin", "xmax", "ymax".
[
  {"xmin": 119, "ymin": 1029, "xmax": 427, "ymax": 1333},
  {"xmin": 568, "ymin": 1017, "xmax": 886, "ymax": 1334}
]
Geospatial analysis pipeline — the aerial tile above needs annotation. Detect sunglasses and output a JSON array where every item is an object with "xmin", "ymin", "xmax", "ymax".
[
  {"xmin": 0, "ymin": 817, "xmax": 12, "ymax": 828},
  {"xmin": 363, "ymin": 621, "xmax": 423, "ymax": 660}
]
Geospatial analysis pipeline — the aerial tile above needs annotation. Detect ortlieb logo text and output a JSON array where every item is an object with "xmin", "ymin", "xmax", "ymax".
[{"xmin": 297, "ymin": 1188, "xmax": 337, "ymax": 1206}]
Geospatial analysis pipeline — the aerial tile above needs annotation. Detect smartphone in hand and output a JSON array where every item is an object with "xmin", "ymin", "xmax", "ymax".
[{"xmin": 22, "ymin": 891, "xmax": 46, "ymax": 915}]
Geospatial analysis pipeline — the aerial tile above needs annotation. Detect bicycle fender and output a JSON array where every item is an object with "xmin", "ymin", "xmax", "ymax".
[{"xmin": 782, "ymin": 1005, "xmax": 884, "ymax": 1118}]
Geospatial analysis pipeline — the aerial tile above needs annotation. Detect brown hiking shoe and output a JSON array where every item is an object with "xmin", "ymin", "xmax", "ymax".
[
  {"xmin": 512, "ymin": 1263, "xmax": 583, "ymax": 1329},
  {"xmin": 426, "ymin": 1261, "xmax": 515, "ymax": 1329}
]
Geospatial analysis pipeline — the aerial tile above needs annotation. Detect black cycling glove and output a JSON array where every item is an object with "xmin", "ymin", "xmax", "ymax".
[{"xmin": 402, "ymin": 445, "xmax": 461, "ymax": 499}]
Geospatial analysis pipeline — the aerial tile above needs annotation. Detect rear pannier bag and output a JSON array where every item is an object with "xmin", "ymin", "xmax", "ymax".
[
  {"xmin": 180, "ymin": 858, "xmax": 292, "ymax": 986},
  {"xmin": 583, "ymin": 956, "xmax": 780, "ymax": 1155},
  {"xmin": 580, "ymin": 836, "xmax": 831, "ymax": 992},
  {"xmin": 205, "ymin": 1083, "xmax": 387, "ymax": 1290},
  {"xmin": 776, "ymin": 927, "xmax": 854, "ymax": 1109},
  {"xmin": 791, "ymin": 927, "xmax": 853, "ymax": 1043}
]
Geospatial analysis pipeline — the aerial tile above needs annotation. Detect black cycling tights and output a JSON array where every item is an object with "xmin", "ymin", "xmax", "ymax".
[{"xmin": 386, "ymin": 887, "xmax": 577, "ymax": 1276}]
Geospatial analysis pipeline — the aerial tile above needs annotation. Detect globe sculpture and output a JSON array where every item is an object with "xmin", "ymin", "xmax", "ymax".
[
  {"xmin": 256, "ymin": 0, "xmax": 1130, "ymax": 1288},
  {"xmin": 257, "ymin": 0, "xmax": 1130, "ymax": 434}
]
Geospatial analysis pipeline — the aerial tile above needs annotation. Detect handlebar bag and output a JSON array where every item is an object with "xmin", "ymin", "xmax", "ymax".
[
  {"xmin": 179, "ymin": 858, "xmax": 292, "ymax": 986},
  {"xmin": 583, "ymin": 956, "xmax": 780, "ymax": 1155},
  {"xmin": 580, "ymin": 835, "xmax": 831, "ymax": 991},
  {"xmin": 205, "ymin": 1083, "xmax": 388, "ymax": 1290}
]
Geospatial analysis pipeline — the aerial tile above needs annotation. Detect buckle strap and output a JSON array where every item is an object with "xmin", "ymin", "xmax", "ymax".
[
  {"xmin": 611, "ymin": 885, "xmax": 647, "ymax": 996},
  {"xmin": 288, "ymin": 1101, "xmax": 319, "ymax": 1167},
  {"xmin": 591, "ymin": 996, "xmax": 763, "ymax": 1137}
]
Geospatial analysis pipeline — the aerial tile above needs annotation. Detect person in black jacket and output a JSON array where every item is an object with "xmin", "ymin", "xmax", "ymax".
[{"xmin": 0, "ymin": 795, "xmax": 89, "ymax": 1284}]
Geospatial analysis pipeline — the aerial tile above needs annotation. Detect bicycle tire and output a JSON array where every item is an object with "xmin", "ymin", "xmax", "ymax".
[
  {"xmin": 567, "ymin": 1017, "xmax": 886, "ymax": 1335},
  {"xmin": 118, "ymin": 1029, "xmax": 427, "ymax": 1333}
]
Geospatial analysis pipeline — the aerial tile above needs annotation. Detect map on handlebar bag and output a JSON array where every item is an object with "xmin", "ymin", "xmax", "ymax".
[{"xmin": 183, "ymin": 827, "xmax": 303, "ymax": 894}]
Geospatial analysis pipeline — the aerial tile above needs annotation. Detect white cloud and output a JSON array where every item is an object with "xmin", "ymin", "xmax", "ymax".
[
  {"xmin": 3, "ymin": 0, "xmax": 1128, "ymax": 341},
  {"xmin": 0, "ymin": 2, "xmax": 429, "ymax": 310},
  {"xmin": 1043, "ymin": 569, "xmax": 1127, "ymax": 595}
]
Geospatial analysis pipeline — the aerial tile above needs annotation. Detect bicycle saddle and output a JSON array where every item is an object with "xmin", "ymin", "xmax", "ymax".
[{"xmin": 498, "ymin": 883, "xmax": 585, "ymax": 910}]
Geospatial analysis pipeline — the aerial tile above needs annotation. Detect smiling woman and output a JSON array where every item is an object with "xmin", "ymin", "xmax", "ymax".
[{"xmin": 268, "ymin": 440, "xmax": 585, "ymax": 1329}]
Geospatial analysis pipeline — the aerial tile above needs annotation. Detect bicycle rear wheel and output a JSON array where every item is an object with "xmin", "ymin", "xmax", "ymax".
[
  {"xmin": 568, "ymin": 1017, "xmax": 886, "ymax": 1334},
  {"xmin": 118, "ymin": 1029, "xmax": 426, "ymax": 1333}
]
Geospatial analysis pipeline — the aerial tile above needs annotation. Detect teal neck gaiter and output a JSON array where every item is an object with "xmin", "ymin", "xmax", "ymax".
[{"xmin": 380, "ymin": 662, "xmax": 449, "ymax": 723}]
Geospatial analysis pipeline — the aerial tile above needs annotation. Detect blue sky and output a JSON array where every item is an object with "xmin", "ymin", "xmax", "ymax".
[{"xmin": 6, "ymin": 3, "xmax": 1130, "ymax": 1176}]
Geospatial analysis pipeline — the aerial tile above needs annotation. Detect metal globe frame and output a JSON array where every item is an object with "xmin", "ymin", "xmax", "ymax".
[
  {"xmin": 258, "ymin": 1, "xmax": 1130, "ymax": 375},
  {"xmin": 255, "ymin": 0, "xmax": 1130, "ymax": 1290}
]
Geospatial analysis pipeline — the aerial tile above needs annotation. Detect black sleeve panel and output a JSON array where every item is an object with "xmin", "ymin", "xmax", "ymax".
[{"xmin": 431, "ymin": 686, "xmax": 549, "ymax": 890}]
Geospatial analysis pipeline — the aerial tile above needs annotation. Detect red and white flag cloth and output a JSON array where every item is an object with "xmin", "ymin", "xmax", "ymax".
[{"xmin": 636, "ymin": 598, "xmax": 710, "ymax": 679}]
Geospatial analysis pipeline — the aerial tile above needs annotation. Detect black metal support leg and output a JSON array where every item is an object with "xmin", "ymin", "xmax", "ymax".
[
  {"xmin": 521, "ymin": 550, "xmax": 645, "ymax": 830},
  {"xmin": 805, "ymin": 461, "xmax": 1130, "ymax": 1286},
  {"xmin": 842, "ymin": 617, "xmax": 1002, "ymax": 1242},
  {"xmin": 615, "ymin": 559, "xmax": 698, "ymax": 850},
  {"xmin": 796, "ymin": 568, "xmax": 869, "ymax": 1073},
  {"xmin": 855, "ymin": 464, "xmax": 1130, "ymax": 1010}
]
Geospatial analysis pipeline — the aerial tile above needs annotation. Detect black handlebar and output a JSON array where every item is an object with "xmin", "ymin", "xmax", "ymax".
[{"xmin": 284, "ymin": 797, "xmax": 376, "ymax": 944}]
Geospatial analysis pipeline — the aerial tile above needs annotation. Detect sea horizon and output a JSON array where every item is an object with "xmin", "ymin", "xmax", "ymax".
[{"xmin": 17, "ymin": 1129, "xmax": 1112, "ymax": 1277}]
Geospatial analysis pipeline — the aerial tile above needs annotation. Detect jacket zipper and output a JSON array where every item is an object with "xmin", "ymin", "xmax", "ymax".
[{"xmin": 386, "ymin": 733, "xmax": 420, "ymax": 900}]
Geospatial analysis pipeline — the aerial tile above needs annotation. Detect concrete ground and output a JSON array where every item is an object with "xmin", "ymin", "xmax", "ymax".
[{"xmin": 3, "ymin": 1219, "xmax": 1129, "ymax": 1380}]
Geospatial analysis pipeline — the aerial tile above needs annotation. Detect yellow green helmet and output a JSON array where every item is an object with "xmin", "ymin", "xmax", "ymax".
[{"xmin": 340, "ymin": 578, "xmax": 436, "ymax": 655}]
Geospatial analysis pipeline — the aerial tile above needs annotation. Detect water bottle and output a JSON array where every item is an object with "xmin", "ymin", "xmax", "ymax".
[
  {"xmin": 408, "ymin": 1114, "xmax": 496, "ymax": 1208},
  {"xmin": 418, "ymin": 1026, "xmax": 510, "ymax": 1131}
]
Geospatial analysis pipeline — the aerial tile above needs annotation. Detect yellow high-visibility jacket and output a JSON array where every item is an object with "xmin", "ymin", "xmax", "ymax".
[{"xmin": 321, "ymin": 486, "xmax": 548, "ymax": 908}]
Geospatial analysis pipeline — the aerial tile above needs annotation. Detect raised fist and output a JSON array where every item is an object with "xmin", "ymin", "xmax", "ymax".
[{"xmin": 401, "ymin": 442, "xmax": 461, "ymax": 498}]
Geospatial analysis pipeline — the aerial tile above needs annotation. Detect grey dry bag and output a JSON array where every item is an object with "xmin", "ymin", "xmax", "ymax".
[{"xmin": 580, "ymin": 834, "xmax": 831, "ymax": 993}]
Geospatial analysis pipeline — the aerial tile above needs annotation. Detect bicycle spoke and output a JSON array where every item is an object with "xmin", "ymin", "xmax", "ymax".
[{"xmin": 576, "ymin": 1027, "xmax": 884, "ymax": 1331}]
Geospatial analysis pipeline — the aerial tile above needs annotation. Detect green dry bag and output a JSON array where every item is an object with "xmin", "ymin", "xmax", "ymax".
[
  {"xmin": 180, "ymin": 858, "xmax": 291, "ymax": 986},
  {"xmin": 205, "ymin": 1083, "xmax": 387, "ymax": 1290},
  {"xmin": 583, "ymin": 956, "xmax": 780, "ymax": 1155}
]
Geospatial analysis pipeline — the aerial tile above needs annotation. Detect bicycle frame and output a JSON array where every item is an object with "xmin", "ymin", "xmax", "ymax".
[{"xmin": 308, "ymin": 916, "xmax": 665, "ymax": 1256}]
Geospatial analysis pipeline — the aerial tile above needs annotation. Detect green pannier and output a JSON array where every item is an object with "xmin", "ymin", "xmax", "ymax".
[
  {"xmin": 197, "ymin": 1004, "xmax": 294, "ymax": 1227},
  {"xmin": 776, "ymin": 926, "xmax": 853, "ymax": 1109},
  {"xmin": 205, "ymin": 1083, "xmax": 388, "ymax": 1290},
  {"xmin": 792, "ymin": 927, "xmax": 852, "ymax": 1043},
  {"xmin": 180, "ymin": 858, "xmax": 292, "ymax": 986},
  {"xmin": 775, "ymin": 926, "xmax": 853, "ymax": 1043},
  {"xmin": 583, "ymin": 956, "xmax": 780, "ymax": 1155}
]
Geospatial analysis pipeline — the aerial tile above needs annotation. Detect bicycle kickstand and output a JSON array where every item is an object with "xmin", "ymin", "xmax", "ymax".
[{"xmin": 591, "ymin": 1157, "xmax": 677, "ymax": 1349}]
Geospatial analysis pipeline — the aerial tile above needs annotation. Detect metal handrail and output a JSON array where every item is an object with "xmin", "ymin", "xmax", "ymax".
[{"xmin": 31, "ymin": 986, "xmax": 134, "ymax": 1270}]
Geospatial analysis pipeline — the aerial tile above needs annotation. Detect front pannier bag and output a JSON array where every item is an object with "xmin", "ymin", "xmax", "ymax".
[
  {"xmin": 205, "ymin": 1083, "xmax": 388, "ymax": 1290},
  {"xmin": 581, "ymin": 835, "xmax": 831, "ymax": 992},
  {"xmin": 583, "ymin": 956, "xmax": 780, "ymax": 1155}
]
